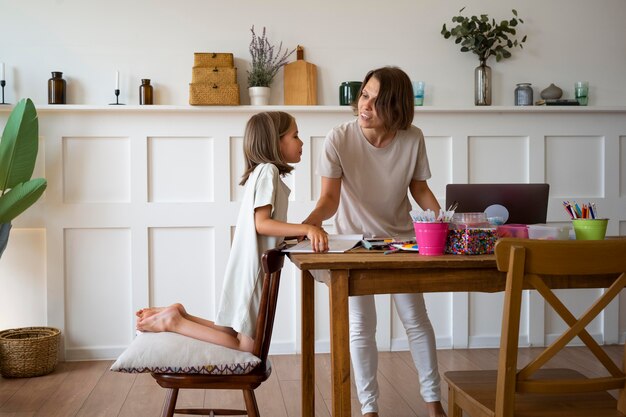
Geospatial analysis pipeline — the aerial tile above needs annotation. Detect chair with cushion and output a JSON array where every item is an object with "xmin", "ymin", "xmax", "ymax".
[
  {"xmin": 153, "ymin": 247, "xmax": 285, "ymax": 417},
  {"xmin": 110, "ymin": 247, "xmax": 285, "ymax": 417},
  {"xmin": 444, "ymin": 238, "xmax": 626, "ymax": 417}
]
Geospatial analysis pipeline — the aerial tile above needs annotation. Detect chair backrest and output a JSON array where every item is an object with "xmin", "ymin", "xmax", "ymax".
[
  {"xmin": 251, "ymin": 247, "xmax": 285, "ymax": 364},
  {"xmin": 494, "ymin": 238, "xmax": 626, "ymax": 417}
]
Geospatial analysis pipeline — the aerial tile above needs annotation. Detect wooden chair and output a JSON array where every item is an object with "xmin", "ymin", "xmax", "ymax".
[
  {"xmin": 151, "ymin": 247, "xmax": 285, "ymax": 417},
  {"xmin": 444, "ymin": 238, "xmax": 626, "ymax": 417}
]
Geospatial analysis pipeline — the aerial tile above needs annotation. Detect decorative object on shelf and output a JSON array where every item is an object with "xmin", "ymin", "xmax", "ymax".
[
  {"xmin": 0, "ymin": 62, "xmax": 8, "ymax": 105},
  {"xmin": 412, "ymin": 81, "xmax": 425, "ymax": 106},
  {"xmin": 0, "ymin": 98, "xmax": 48, "ymax": 260},
  {"xmin": 110, "ymin": 70, "xmax": 124, "ymax": 105},
  {"xmin": 189, "ymin": 52, "xmax": 240, "ymax": 105},
  {"xmin": 284, "ymin": 45, "xmax": 317, "ymax": 105},
  {"xmin": 540, "ymin": 83, "xmax": 563, "ymax": 99},
  {"xmin": 339, "ymin": 81, "xmax": 362, "ymax": 106},
  {"xmin": 441, "ymin": 8, "xmax": 527, "ymax": 106},
  {"xmin": 514, "ymin": 83, "xmax": 533, "ymax": 106},
  {"xmin": 139, "ymin": 79, "xmax": 153, "ymax": 105},
  {"xmin": 575, "ymin": 81, "xmax": 589, "ymax": 106},
  {"xmin": 535, "ymin": 99, "xmax": 579, "ymax": 106},
  {"xmin": 247, "ymin": 25, "xmax": 295, "ymax": 105},
  {"xmin": 47, "ymin": 71, "xmax": 66, "ymax": 104}
]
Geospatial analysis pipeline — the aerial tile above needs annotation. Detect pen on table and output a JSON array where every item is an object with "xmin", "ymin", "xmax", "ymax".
[{"xmin": 383, "ymin": 248, "xmax": 401, "ymax": 255}]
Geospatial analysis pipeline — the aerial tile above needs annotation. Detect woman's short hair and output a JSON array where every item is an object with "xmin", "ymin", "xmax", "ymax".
[
  {"xmin": 240, "ymin": 111, "xmax": 295, "ymax": 185},
  {"xmin": 358, "ymin": 66, "xmax": 414, "ymax": 131}
]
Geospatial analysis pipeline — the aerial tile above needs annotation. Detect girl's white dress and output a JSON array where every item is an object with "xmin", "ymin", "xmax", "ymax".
[{"xmin": 215, "ymin": 163, "xmax": 290, "ymax": 338}]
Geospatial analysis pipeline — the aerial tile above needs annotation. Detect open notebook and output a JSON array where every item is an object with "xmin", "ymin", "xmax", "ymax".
[{"xmin": 283, "ymin": 234, "xmax": 363, "ymax": 253}]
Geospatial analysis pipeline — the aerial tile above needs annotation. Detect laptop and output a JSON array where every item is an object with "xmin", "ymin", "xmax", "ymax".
[{"xmin": 445, "ymin": 183, "xmax": 550, "ymax": 225}]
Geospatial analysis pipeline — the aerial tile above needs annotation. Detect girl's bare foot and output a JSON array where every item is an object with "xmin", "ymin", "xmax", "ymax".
[
  {"xmin": 136, "ymin": 305, "xmax": 182, "ymax": 332},
  {"xmin": 426, "ymin": 401, "xmax": 447, "ymax": 417},
  {"xmin": 136, "ymin": 303, "xmax": 187, "ymax": 320}
]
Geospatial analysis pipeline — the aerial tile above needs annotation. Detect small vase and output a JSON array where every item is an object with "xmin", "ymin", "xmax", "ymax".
[
  {"xmin": 48, "ymin": 71, "xmax": 66, "ymax": 104},
  {"xmin": 540, "ymin": 83, "xmax": 563, "ymax": 100},
  {"xmin": 139, "ymin": 79, "xmax": 153, "ymax": 105},
  {"xmin": 249, "ymin": 86, "xmax": 271, "ymax": 105},
  {"xmin": 474, "ymin": 60, "xmax": 491, "ymax": 106}
]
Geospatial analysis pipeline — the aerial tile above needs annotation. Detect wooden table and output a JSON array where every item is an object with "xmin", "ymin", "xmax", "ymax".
[{"xmin": 288, "ymin": 249, "xmax": 620, "ymax": 417}]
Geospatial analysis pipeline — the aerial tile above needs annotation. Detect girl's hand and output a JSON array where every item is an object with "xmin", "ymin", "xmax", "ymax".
[{"xmin": 307, "ymin": 225, "xmax": 329, "ymax": 252}]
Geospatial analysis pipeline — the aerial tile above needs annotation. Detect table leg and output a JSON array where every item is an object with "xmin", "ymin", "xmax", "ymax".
[
  {"xmin": 301, "ymin": 271, "xmax": 315, "ymax": 417},
  {"xmin": 329, "ymin": 270, "xmax": 351, "ymax": 417}
]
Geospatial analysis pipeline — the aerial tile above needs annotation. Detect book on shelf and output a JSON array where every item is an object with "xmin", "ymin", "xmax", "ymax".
[
  {"xmin": 282, "ymin": 234, "xmax": 363, "ymax": 253},
  {"xmin": 535, "ymin": 99, "xmax": 580, "ymax": 106}
]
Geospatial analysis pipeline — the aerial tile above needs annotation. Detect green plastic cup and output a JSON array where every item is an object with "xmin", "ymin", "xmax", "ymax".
[{"xmin": 572, "ymin": 218, "xmax": 608, "ymax": 240}]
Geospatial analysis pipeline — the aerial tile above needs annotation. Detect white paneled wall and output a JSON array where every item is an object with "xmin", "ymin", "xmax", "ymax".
[{"xmin": 0, "ymin": 105, "xmax": 625, "ymax": 360}]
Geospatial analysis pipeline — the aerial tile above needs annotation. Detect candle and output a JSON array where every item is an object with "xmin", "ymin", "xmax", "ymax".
[
  {"xmin": 115, "ymin": 70, "xmax": 119, "ymax": 90},
  {"xmin": 1, "ymin": 63, "xmax": 4, "ymax": 81}
]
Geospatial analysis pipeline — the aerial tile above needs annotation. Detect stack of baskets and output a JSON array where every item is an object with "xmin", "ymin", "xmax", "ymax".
[
  {"xmin": 189, "ymin": 52, "xmax": 240, "ymax": 105},
  {"xmin": 0, "ymin": 326, "xmax": 61, "ymax": 378}
]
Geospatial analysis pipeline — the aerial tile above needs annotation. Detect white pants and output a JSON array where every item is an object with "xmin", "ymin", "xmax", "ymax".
[{"xmin": 349, "ymin": 293, "xmax": 441, "ymax": 414}]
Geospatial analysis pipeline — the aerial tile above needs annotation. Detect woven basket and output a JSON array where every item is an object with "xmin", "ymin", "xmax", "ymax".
[
  {"xmin": 0, "ymin": 327, "xmax": 61, "ymax": 378},
  {"xmin": 193, "ymin": 52, "xmax": 234, "ymax": 68},
  {"xmin": 189, "ymin": 83, "xmax": 240, "ymax": 105},
  {"xmin": 191, "ymin": 67, "xmax": 237, "ymax": 84}
]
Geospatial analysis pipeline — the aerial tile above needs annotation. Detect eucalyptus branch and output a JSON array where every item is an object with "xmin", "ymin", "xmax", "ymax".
[{"xmin": 441, "ymin": 8, "xmax": 527, "ymax": 63}]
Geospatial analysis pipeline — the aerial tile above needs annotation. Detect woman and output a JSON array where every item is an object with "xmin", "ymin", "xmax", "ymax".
[{"xmin": 304, "ymin": 67, "xmax": 446, "ymax": 417}]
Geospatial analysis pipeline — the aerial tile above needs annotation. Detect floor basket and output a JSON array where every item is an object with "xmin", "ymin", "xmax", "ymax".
[{"xmin": 0, "ymin": 327, "xmax": 61, "ymax": 378}]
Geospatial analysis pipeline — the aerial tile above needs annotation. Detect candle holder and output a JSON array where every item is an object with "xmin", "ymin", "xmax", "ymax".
[
  {"xmin": 109, "ymin": 89, "xmax": 125, "ymax": 105},
  {"xmin": 0, "ymin": 80, "xmax": 9, "ymax": 105}
]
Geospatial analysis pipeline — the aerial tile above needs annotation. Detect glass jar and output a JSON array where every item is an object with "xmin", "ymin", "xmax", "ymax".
[
  {"xmin": 48, "ymin": 71, "xmax": 66, "ymax": 104},
  {"xmin": 514, "ymin": 83, "xmax": 533, "ymax": 106},
  {"xmin": 139, "ymin": 79, "xmax": 153, "ymax": 105}
]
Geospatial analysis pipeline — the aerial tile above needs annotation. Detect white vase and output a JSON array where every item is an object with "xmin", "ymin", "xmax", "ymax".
[{"xmin": 248, "ymin": 86, "xmax": 271, "ymax": 105}]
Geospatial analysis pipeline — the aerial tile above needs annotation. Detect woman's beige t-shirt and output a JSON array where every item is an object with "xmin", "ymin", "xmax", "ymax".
[{"xmin": 317, "ymin": 119, "xmax": 431, "ymax": 238}]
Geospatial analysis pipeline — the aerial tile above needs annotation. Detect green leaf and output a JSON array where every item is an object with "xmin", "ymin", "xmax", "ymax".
[
  {"xmin": 522, "ymin": 35, "xmax": 527, "ymax": 42},
  {"xmin": 0, "ymin": 99, "xmax": 39, "ymax": 193},
  {"xmin": 512, "ymin": 9, "xmax": 518, "ymax": 16},
  {"xmin": 0, "ymin": 178, "xmax": 47, "ymax": 223}
]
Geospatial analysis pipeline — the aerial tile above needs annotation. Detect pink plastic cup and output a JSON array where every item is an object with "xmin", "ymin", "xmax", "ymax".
[{"xmin": 413, "ymin": 222, "xmax": 449, "ymax": 256}]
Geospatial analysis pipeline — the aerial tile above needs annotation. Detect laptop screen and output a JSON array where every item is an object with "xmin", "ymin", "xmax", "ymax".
[{"xmin": 445, "ymin": 183, "xmax": 550, "ymax": 225}]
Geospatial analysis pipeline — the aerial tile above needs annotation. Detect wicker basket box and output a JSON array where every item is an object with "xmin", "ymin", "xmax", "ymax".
[
  {"xmin": 191, "ymin": 67, "xmax": 237, "ymax": 84},
  {"xmin": 0, "ymin": 327, "xmax": 60, "ymax": 378},
  {"xmin": 193, "ymin": 52, "xmax": 234, "ymax": 68},
  {"xmin": 189, "ymin": 83, "xmax": 240, "ymax": 105}
]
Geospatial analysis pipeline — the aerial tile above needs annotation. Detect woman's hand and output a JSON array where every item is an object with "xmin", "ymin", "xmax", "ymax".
[{"xmin": 306, "ymin": 225, "xmax": 329, "ymax": 252}]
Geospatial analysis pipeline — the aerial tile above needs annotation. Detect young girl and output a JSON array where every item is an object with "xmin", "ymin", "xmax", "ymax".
[{"xmin": 136, "ymin": 111, "xmax": 328, "ymax": 353}]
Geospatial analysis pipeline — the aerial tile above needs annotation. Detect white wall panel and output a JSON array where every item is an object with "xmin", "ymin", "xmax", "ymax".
[
  {"xmin": 424, "ymin": 136, "xmax": 453, "ymax": 200},
  {"xmin": 1, "ymin": 106, "xmax": 625, "ymax": 359},
  {"xmin": 0, "ymin": 229, "xmax": 47, "ymax": 330},
  {"xmin": 468, "ymin": 136, "xmax": 529, "ymax": 183},
  {"xmin": 148, "ymin": 137, "xmax": 214, "ymax": 202},
  {"xmin": 149, "ymin": 227, "xmax": 215, "ymax": 318},
  {"xmin": 64, "ymin": 228, "xmax": 131, "ymax": 359},
  {"xmin": 229, "ymin": 136, "xmax": 245, "ymax": 202},
  {"xmin": 546, "ymin": 136, "xmax": 604, "ymax": 198},
  {"xmin": 63, "ymin": 137, "xmax": 130, "ymax": 203},
  {"xmin": 618, "ymin": 136, "xmax": 626, "ymax": 197}
]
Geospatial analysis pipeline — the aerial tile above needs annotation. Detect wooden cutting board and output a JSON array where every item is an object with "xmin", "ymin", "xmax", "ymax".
[{"xmin": 284, "ymin": 46, "xmax": 318, "ymax": 105}]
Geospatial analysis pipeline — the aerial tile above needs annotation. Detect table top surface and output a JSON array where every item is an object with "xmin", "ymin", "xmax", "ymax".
[{"xmin": 287, "ymin": 248, "xmax": 496, "ymax": 271}]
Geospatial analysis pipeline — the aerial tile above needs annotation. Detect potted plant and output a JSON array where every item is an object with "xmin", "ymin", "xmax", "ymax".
[
  {"xmin": 0, "ymin": 99, "xmax": 55, "ymax": 379},
  {"xmin": 441, "ymin": 8, "xmax": 527, "ymax": 105},
  {"xmin": 247, "ymin": 25, "xmax": 295, "ymax": 105}
]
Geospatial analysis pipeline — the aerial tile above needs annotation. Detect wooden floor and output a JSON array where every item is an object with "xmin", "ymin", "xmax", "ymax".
[{"xmin": 0, "ymin": 345, "xmax": 623, "ymax": 417}]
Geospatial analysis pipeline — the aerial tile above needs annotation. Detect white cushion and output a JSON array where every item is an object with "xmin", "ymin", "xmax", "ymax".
[{"xmin": 110, "ymin": 331, "xmax": 261, "ymax": 375}]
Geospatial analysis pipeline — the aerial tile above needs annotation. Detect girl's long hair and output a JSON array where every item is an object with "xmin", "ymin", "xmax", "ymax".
[{"xmin": 239, "ymin": 111, "xmax": 295, "ymax": 185}]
